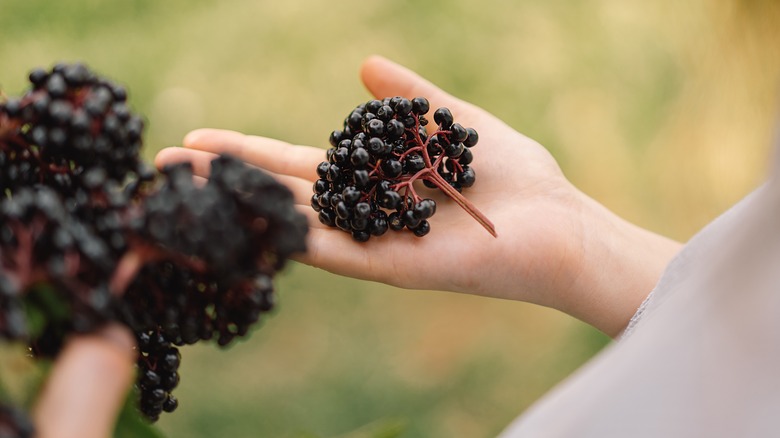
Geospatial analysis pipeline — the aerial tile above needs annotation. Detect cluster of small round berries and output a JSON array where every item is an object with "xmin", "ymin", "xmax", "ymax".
[
  {"xmin": 119, "ymin": 158, "xmax": 305, "ymax": 419},
  {"xmin": 135, "ymin": 331, "xmax": 181, "ymax": 421},
  {"xmin": 312, "ymin": 96, "xmax": 491, "ymax": 241},
  {"xmin": 0, "ymin": 64, "xmax": 308, "ymax": 426},
  {"xmin": 0, "ymin": 62, "xmax": 145, "ymax": 196}
]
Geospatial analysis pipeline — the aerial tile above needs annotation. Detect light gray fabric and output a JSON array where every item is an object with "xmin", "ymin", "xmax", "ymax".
[
  {"xmin": 619, "ymin": 288, "xmax": 655, "ymax": 340},
  {"xmin": 499, "ymin": 148, "xmax": 780, "ymax": 436}
]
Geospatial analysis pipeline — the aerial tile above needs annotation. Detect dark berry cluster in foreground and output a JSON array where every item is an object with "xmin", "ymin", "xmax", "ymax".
[
  {"xmin": 0, "ymin": 63, "xmax": 307, "ymax": 427},
  {"xmin": 0, "ymin": 62, "xmax": 145, "ymax": 196},
  {"xmin": 312, "ymin": 96, "xmax": 494, "ymax": 241}
]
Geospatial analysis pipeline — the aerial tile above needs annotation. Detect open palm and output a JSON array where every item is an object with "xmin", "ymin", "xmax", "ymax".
[{"xmin": 155, "ymin": 56, "xmax": 679, "ymax": 336}]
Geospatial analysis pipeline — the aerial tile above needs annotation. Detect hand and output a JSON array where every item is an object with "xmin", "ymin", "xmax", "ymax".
[
  {"xmin": 155, "ymin": 55, "xmax": 681, "ymax": 336},
  {"xmin": 32, "ymin": 324, "xmax": 136, "ymax": 438}
]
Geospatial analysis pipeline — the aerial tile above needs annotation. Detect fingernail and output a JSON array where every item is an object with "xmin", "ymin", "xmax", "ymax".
[{"xmin": 183, "ymin": 129, "xmax": 204, "ymax": 146}]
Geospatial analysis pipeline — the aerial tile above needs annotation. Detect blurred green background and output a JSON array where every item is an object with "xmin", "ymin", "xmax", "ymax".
[{"xmin": 2, "ymin": 0, "xmax": 779, "ymax": 437}]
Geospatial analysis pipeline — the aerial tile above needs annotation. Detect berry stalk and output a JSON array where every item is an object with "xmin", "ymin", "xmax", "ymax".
[
  {"xmin": 314, "ymin": 96, "xmax": 496, "ymax": 241},
  {"xmin": 413, "ymin": 119, "xmax": 496, "ymax": 237},
  {"xmin": 420, "ymin": 169, "xmax": 497, "ymax": 237}
]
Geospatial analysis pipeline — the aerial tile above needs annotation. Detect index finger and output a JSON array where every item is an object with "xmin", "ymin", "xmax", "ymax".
[
  {"xmin": 182, "ymin": 128, "xmax": 326, "ymax": 182},
  {"xmin": 359, "ymin": 55, "xmax": 486, "ymax": 126}
]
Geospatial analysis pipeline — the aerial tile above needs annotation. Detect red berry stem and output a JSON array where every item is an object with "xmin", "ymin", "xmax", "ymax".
[
  {"xmin": 315, "ymin": 96, "xmax": 496, "ymax": 241},
  {"xmin": 411, "ymin": 115, "xmax": 497, "ymax": 238},
  {"xmin": 109, "ymin": 239, "xmax": 207, "ymax": 296},
  {"xmin": 423, "ymin": 170, "xmax": 497, "ymax": 237}
]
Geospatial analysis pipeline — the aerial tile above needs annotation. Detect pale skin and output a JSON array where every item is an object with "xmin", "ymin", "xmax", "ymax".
[
  {"xmin": 32, "ymin": 324, "xmax": 136, "ymax": 438},
  {"xmin": 156, "ymin": 55, "xmax": 682, "ymax": 338}
]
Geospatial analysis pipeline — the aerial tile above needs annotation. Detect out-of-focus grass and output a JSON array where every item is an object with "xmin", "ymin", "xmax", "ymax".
[{"xmin": 2, "ymin": 0, "xmax": 779, "ymax": 437}]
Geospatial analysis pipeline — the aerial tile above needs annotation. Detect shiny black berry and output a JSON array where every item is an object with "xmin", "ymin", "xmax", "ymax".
[{"xmin": 313, "ymin": 95, "xmax": 493, "ymax": 241}]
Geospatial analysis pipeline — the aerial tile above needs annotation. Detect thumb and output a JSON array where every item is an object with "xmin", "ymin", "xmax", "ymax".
[
  {"xmin": 33, "ymin": 324, "xmax": 137, "ymax": 438},
  {"xmin": 359, "ymin": 55, "xmax": 471, "ymax": 113},
  {"xmin": 359, "ymin": 55, "xmax": 499, "ymax": 130}
]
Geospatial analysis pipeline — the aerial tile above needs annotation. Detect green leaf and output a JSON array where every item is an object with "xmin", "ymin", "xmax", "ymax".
[
  {"xmin": 22, "ymin": 303, "xmax": 46, "ymax": 340},
  {"xmin": 22, "ymin": 285, "xmax": 71, "ymax": 339},
  {"xmin": 113, "ymin": 390, "xmax": 166, "ymax": 438}
]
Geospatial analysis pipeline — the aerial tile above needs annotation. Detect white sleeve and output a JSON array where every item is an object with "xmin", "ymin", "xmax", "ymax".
[{"xmin": 499, "ymin": 168, "xmax": 780, "ymax": 437}]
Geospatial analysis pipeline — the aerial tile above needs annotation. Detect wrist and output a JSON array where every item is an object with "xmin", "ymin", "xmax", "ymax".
[{"xmin": 561, "ymin": 193, "xmax": 682, "ymax": 337}]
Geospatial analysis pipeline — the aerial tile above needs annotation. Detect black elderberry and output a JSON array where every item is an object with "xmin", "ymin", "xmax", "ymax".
[
  {"xmin": 414, "ymin": 199, "xmax": 436, "ymax": 219},
  {"xmin": 366, "ymin": 137, "xmax": 383, "ymax": 155},
  {"xmin": 350, "ymin": 147, "xmax": 370, "ymax": 167},
  {"xmin": 367, "ymin": 118, "xmax": 385, "ymax": 137},
  {"xmin": 382, "ymin": 159, "xmax": 403, "ymax": 178},
  {"xmin": 336, "ymin": 201, "xmax": 350, "ymax": 219},
  {"xmin": 445, "ymin": 141, "xmax": 465, "ymax": 158},
  {"xmin": 313, "ymin": 95, "xmax": 494, "ymax": 241},
  {"xmin": 1, "ymin": 63, "xmax": 309, "ymax": 424},
  {"xmin": 411, "ymin": 220, "xmax": 431, "ymax": 237},
  {"xmin": 366, "ymin": 99, "xmax": 382, "ymax": 113},
  {"xmin": 142, "ymin": 370, "xmax": 162, "ymax": 387},
  {"xmin": 313, "ymin": 179, "xmax": 328, "ymax": 194},
  {"xmin": 459, "ymin": 166, "xmax": 476, "ymax": 187},
  {"xmin": 319, "ymin": 209, "xmax": 336, "ymax": 227},
  {"xmin": 386, "ymin": 119, "xmax": 405, "ymax": 139},
  {"xmin": 411, "ymin": 97, "xmax": 429, "ymax": 114},
  {"xmin": 353, "ymin": 169, "xmax": 370, "ymax": 188},
  {"xmin": 327, "ymin": 163, "xmax": 341, "ymax": 181},
  {"xmin": 331, "ymin": 147, "xmax": 348, "ymax": 164},
  {"xmin": 459, "ymin": 148, "xmax": 474, "ymax": 165},
  {"xmin": 160, "ymin": 372, "xmax": 180, "ymax": 391},
  {"xmin": 46, "ymin": 73, "xmax": 68, "ymax": 98},
  {"xmin": 395, "ymin": 97, "xmax": 413, "ymax": 116},
  {"xmin": 449, "ymin": 123, "xmax": 468, "ymax": 143},
  {"xmin": 329, "ymin": 130, "xmax": 343, "ymax": 147},
  {"xmin": 404, "ymin": 154, "xmax": 425, "ymax": 173},
  {"xmin": 433, "ymin": 107, "xmax": 453, "ymax": 128},
  {"xmin": 350, "ymin": 217, "xmax": 369, "ymax": 231},
  {"xmin": 388, "ymin": 212, "xmax": 405, "ymax": 231},
  {"xmin": 352, "ymin": 230, "xmax": 370, "ymax": 242},
  {"xmin": 464, "ymin": 127, "xmax": 479, "ymax": 147},
  {"xmin": 162, "ymin": 395, "xmax": 179, "ymax": 413},
  {"xmin": 402, "ymin": 210, "xmax": 422, "ymax": 229},
  {"xmin": 377, "ymin": 105, "xmax": 394, "ymax": 121},
  {"xmin": 354, "ymin": 202, "xmax": 372, "ymax": 219},
  {"xmin": 28, "ymin": 68, "xmax": 48, "ymax": 86},
  {"xmin": 160, "ymin": 348, "xmax": 181, "ymax": 371},
  {"xmin": 369, "ymin": 217, "xmax": 389, "ymax": 236},
  {"xmin": 379, "ymin": 190, "xmax": 402, "ymax": 210}
]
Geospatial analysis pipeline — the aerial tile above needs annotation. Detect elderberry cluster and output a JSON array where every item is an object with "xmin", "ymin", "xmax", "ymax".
[
  {"xmin": 312, "ymin": 96, "xmax": 479, "ymax": 241},
  {"xmin": 120, "ymin": 159, "xmax": 306, "ymax": 421},
  {"xmin": 0, "ymin": 62, "xmax": 145, "ymax": 196},
  {"xmin": 0, "ymin": 63, "xmax": 307, "ymax": 427}
]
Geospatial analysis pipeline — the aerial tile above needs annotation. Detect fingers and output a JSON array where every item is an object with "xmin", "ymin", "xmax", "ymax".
[
  {"xmin": 295, "ymin": 225, "xmax": 388, "ymax": 283},
  {"xmin": 155, "ymin": 147, "xmax": 315, "ymax": 205},
  {"xmin": 154, "ymin": 146, "xmax": 214, "ymax": 175},
  {"xmin": 360, "ymin": 55, "xmax": 473, "ymax": 118},
  {"xmin": 181, "ymin": 128, "xmax": 325, "ymax": 182},
  {"xmin": 33, "ymin": 324, "xmax": 136, "ymax": 438}
]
